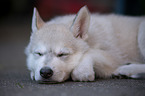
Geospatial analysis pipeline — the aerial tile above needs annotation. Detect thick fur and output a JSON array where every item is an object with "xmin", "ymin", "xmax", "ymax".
[{"xmin": 25, "ymin": 6, "xmax": 145, "ymax": 82}]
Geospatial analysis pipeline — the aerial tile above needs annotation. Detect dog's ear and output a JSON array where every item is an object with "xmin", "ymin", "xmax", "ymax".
[
  {"xmin": 32, "ymin": 8, "xmax": 45, "ymax": 32},
  {"xmin": 70, "ymin": 6, "xmax": 90, "ymax": 40}
]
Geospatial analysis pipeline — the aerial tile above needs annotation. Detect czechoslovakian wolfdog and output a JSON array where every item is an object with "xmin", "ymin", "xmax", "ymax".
[{"xmin": 25, "ymin": 6, "xmax": 145, "ymax": 82}]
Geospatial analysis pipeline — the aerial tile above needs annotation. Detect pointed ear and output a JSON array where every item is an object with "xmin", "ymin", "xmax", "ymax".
[
  {"xmin": 32, "ymin": 8, "xmax": 45, "ymax": 32},
  {"xmin": 70, "ymin": 6, "xmax": 90, "ymax": 40}
]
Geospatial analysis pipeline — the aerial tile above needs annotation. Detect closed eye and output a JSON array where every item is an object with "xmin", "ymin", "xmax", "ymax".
[
  {"xmin": 57, "ymin": 53, "xmax": 69, "ymax": 57},
  {"xmin": 34, "ymin": 52, "xmax": 44, "ymax": 56}
]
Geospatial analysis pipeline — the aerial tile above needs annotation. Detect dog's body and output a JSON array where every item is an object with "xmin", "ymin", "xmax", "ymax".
[{"xmin": 25, "ymin": 6, "xmax": 145, "ymax": 82}]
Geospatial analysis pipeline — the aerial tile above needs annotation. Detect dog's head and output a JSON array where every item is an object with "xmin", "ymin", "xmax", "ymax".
[{"xmin": 25, "ymin": 6, "xmax": 90, "ymax": 82}]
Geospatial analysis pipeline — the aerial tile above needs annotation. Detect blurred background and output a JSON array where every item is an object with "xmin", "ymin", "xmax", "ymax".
[
  {"xmin": 0, "ymin": 0, "xmax": 145, "ymax": 20},
  {"xmin": 0, "ymin": 0, "xmax": 145, "ymax": 73}
]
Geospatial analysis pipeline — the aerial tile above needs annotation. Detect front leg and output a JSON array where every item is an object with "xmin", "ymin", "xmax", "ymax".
[
  {"xmin": 71, "ymin": 49, "xmax": 120, "ymax": 81},
  {"xmin": 71, "ymin": 55, "xmax": 95, "ymax": 82},
  {"xmin": 114, "ymin": 64, "xmax": 145, "ymax": 78}
]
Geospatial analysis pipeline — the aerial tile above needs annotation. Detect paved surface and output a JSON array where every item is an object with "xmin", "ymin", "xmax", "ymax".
[{"xmin": 0, "ymin": 17, "xmax": 145, "ymax": 96}]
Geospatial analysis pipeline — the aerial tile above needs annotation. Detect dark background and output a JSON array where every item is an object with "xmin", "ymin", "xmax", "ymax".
[
  {"xmin": 0, "ymin": 0, "xmax": 145, "ymax": 45},
  {"xmin": 0, "ymin": 0, "xmax": 145, "ymax": 96},
  {"xmin": 0, "ymin": 0, "xmax": 145, "ymax": 20}
]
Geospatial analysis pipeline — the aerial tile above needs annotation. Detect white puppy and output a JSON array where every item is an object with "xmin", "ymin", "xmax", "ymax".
[{"xmin": 25, "ymin": 6, "xmax": 145, "ymax": 82}]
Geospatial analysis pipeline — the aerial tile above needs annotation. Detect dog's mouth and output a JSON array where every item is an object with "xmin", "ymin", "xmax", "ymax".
[
  {"xmin": 36, "ymin": 78, "xmax": 63, "ymax": 84},
  {"xmin": 36, "ymin": 76, "xmax": 72, "ymax": 84},
  {"xmin": 38, "ymin": 80, "xmax": 60, "ymax": 84},
  {"xmin": 37, "ymin": 80, "xmax": 59, "ymax": 84}
]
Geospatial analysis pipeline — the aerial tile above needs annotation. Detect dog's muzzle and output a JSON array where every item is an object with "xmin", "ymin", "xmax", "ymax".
[{"xmin": 40, "ymin": 67, "xmax": 53, "ymax": 79}]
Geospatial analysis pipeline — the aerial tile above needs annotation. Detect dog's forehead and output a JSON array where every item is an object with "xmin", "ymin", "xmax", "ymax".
[
  {"xmin": 34, "ymin": 24, "xmax": 73, "ymax": 41},
  {"xmin": 31, "ymin": 24, "xmax": 75, "ymax": 50}
]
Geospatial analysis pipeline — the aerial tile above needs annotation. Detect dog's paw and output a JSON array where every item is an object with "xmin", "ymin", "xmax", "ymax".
[
  {"xmin": 113, "ymin": 65, "xmax": 134, "ymax": 77},
  {"xmin": 71, "ymin": 67, "xmax": 95, "ymax": 82},
  {"xmin": 131, "ymin": 73, "xmax": 145, "ymax": 79}
]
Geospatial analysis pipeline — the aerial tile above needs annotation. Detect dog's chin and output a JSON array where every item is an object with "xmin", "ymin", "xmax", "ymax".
[
  {"xmin": 36, "ymin": 78, "xmax": 64, "ymax": 84},
  {"xmin": 33, "ymin": 72, "xmax": 70, "ymax": 83},
  {"xmin": 37, "ymin": 80, "xmax": 60, "ymax": 84}
]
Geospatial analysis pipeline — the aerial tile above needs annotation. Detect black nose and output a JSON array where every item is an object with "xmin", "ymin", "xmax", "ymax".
[{"xmin": 40, "ymin": 67, "xmax": 53, "ymax": 79}]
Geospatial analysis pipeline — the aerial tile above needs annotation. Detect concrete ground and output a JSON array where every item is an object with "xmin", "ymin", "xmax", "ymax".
[{"xmin": 0, "ymin": 17, "xmax": 145, "ymax": 96}]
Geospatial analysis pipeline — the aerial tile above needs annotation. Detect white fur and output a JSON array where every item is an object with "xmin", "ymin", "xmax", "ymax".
[
  {"xmin": 25, "ymin": 6, "xmax": 145, "ymax": 82},
  {"xmin": 138, "ymin": 20, "xmax": 145, "ymax": 58},
  {"xmin": 114, "ymin": 64, "xmax": 145, "ymax": 76}
]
